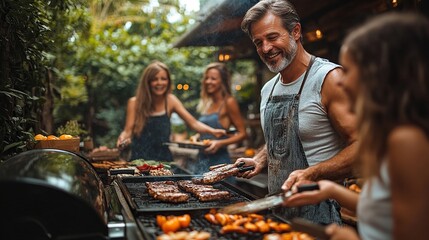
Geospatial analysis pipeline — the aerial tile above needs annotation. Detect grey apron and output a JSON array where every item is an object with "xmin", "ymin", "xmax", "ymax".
[{"xmin": 264, "ymin": 56, "xmax": 341, "ymax": 224}]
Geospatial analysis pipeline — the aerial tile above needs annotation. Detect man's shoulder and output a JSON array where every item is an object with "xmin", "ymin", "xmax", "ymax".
[
  {"xmin": 261, "ymin": 74, "xmax": 280, "ymax": 93},
  {"xmin": 313, "ymin": 57, "xmax": 341, "ymax": 70},
  {"xmin": 311, "ymin": 57, "xmax": 342, "ymax": 84}
]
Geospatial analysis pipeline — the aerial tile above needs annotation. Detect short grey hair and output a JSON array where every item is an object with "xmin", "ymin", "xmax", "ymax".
[{"xmin": 241, "ymin": 0, "xmax": 301, "ymax": 40}]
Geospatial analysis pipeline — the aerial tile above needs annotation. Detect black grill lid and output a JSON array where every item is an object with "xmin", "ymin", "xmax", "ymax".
[{"xmin": 0, "ymin": 149, "xmax": 107, "ymax": 239}]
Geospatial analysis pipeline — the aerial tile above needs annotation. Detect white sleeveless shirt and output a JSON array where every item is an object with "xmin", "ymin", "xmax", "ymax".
[
  {"xmin": 357, "ymin": 161, "xmax": 392, "ymax": 240},
  {"xmin": 260, "ymin": 57, "xmax": 344, "ymax": 166}
]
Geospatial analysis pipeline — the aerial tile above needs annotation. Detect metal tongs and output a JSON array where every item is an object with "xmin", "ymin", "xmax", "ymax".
[
  {"xmin": 218, "ymin": 183, "xmax": 320, "ymax": 214},
  {"xmin": 192, "ymin": 162, "xmax": 255, "ymax": 184}
]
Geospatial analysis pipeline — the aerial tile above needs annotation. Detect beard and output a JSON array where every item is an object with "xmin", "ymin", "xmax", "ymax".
[{"xmin": 263, "ymin": 38, "xmax": 298, "ymax": 73}]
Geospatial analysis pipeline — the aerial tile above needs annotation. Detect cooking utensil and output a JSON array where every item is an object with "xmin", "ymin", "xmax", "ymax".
[
  {"xmin": 109, "ymin": 168, "xmax": 136, "ymax": 175},
  {"xmin": 291, "ymin": 218, "xmax": 329, "ymax": 240},
  {"xmin": 218, "ymin": 183, "xmax": 319, "ymax": 214}
]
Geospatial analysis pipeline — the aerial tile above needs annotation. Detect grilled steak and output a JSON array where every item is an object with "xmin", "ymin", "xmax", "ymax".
[
  {"xmin": 194, "ymin": 191, "xmax": 230, "ymax": 202},
  {"xmin": 207, "ymin": 163, "xmax": 235, "ymax": 172},
  {"xmin": 177, "ymin": 180, "xmax": 231, "ymax": 201},
  {"xmin": 192, "ymin": 168, "xmax": 240, "ymax": 184},
  {"xmin": 177, "ymin": 180, "xmax": 216, "ymax": 192},
  {"xmin": 153, "ymin": 192, "xmax": 190, "ymax": 203},
  {"xmin": 145, "ymin": 181, "xmax": 189, "ymax": 203},
  {"xmin": 145, "ymin": 179, "xmax": 232, "ymax": 203}
]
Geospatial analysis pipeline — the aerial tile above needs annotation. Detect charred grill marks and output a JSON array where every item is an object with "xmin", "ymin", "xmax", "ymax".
[{"xmin": 144, "ymin": 180, "xmax": 231, "ymax": 203}]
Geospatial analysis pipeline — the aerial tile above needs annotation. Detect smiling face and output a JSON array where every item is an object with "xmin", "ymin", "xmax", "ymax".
[
  {"xmin": 149, "ymin": 69, "xmax": 170, "ymax": 97},
  {"xmin": 251, "ymin": 12, "xmax": 298, "ymax": 73},
  {"xmin": 338, "ymin": 46, "xmax": 360, "ymax": 111},
  {"xmin": 204, "ymin": 68, "xmax": 223, "ymax": 95}
]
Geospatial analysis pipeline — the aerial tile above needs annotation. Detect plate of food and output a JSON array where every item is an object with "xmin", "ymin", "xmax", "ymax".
[{"xmin": 163, "ymin": 139, "xmax": 211, "ymax": 149}]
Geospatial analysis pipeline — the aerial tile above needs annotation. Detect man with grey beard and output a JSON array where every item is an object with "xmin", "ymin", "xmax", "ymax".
[{"xmin": 236, "ymin": 0, "xmax": 357, "ymax": 225}]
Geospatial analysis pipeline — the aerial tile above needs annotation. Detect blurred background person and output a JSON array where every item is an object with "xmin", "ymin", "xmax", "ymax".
[
  {"xmin": 117, "ymin": 61, "xmax": 225, "ymax": 161},
  {"xmin": 283, "ymin": 12, "xmax": 429, "ymax": 240},
  {"xmin": 190, "ymin": 62, "xmax": 247, "ymax": 174}
]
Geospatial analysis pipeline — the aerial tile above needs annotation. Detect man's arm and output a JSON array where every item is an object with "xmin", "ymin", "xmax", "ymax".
[{"xmin": 283, "ymin": 68, "xmax": 358, "ymax": 190}]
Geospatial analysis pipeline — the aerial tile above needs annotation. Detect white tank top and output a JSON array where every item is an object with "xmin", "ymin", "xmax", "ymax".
[
  {"xmin": 357, "ymin": 161, "xmax": 392, "ymax": 240},
  {"xmin": 260, "ymin": 57, "xmax": 344, "ymax": 165}
]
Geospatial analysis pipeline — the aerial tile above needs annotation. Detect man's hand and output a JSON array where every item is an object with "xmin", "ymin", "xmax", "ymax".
[
  {"xmin": 281, "ymin": 169, "xmax": 312, "ymax": 191},
  {"xmin": 282, "ymin": 180, "xmax": 334, "ymax": 207},
  {"xmin": 325, "ymin": 224, "xmax": 360, "ymax": 240},
  {"xmin": 234, "ymin": 157, "xmax": 264, "ymax": 178}
]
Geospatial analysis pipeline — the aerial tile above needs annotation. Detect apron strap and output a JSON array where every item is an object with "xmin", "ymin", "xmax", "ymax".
[
  {"xmin": 267, "ymin": 75, "xmax": 281, "ymax": 103},
  {"xmin": 164, "ymin": 95, "xmax": 169, "ymax": 117},
  {"xmin": 217, "ymin": 100, "xmax": 225, "ymax": 114},
  {"xmin": 296, "ymin": 55, "xmax": 315, "ymax": 99},
  {"xmin": 267, "ymin": 55, "xmax": 316, "ymax": 102}
]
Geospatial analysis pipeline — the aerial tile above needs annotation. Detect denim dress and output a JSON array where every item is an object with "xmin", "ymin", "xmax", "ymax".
[
  {"xmin": 193, "ymin": 104, "xmax": 229, "ymax": 174},
  {"xmin": 130, "ymin": 101, "xmax": 173, "ymax": 162}
]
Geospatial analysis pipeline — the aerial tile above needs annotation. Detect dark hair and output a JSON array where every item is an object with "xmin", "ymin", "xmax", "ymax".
[
  {"xmin": 343, "ymin": 12, "xmax": 429, "ymax": 178},
  {"xmin": 241, "ymin": 0, "xmax": 301, "ymax": 41}
]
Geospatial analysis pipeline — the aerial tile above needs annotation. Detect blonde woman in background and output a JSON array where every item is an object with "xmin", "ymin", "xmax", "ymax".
[
  {"xmin": 190, "ymin": 62, "xmax": 247, "ymax": 174},
  {"xmin": 117, "ymin": 61, "xmax": 225, "ymax": 161}
]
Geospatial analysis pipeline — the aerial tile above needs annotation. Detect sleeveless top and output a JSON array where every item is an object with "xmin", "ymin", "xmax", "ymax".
[
  {"xmin": 260, "ymin": 57, "xmax": 344, "ymax": 166},
  {"xmin": 357, "ymin": 161, "xmax": 392, "ymax": 240},
  {"xmin": 193, "ymin": 102, "xmax": 230, "ymax": 174},
  {"xmin": 130, "ymin": 99, "xmax": 173, "ymax": 161}
]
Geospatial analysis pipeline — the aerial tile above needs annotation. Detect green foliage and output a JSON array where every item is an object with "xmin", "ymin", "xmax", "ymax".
[
  {"xmin": 172, "ymin": 124, "xmax": 187, "ymax": 134},
  {"xmin": 0, "ymin": 0, "xmax": 82, "ymax": 160},
  {"xmin": 1, "ymin": 0, "xmax": 258, "ymax": 157},
  {"xmin": 53, "ymin": 0, "xmax": 218, "ymax": 146},
  {"xmin": 56, "ymin": 120, "xmax": 88, "ymax": 138}
]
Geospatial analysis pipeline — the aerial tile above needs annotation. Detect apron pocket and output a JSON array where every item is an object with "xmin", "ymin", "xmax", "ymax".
[{"xmin": 272, "ymin": 117, "xmax": 288, "ymax": 154}]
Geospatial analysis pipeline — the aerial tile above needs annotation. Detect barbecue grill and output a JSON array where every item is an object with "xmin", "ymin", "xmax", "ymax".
[
  {"xmin": 114, "ymin": 175, "xmax": 298, "ymax": 239},
  {"xmin": 0, "ymin": 149, "xmax": 314, "ymax": 240},
  {"xmin": 0, "ymin": 149, "xmax": 142, "ymax": 240}
]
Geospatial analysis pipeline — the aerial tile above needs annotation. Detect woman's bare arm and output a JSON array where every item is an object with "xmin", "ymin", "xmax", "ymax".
[
  {"xmin": 389, "ymin": 125, "xmax": 429, "ymax": 240},
  {"xmin": 116, "ymin": 97, "xmax": 136, "ymax": 147}
]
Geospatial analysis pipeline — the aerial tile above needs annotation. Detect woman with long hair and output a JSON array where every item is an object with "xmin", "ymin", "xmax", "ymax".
[
  {"xmin": 191, "ymin": 62, "xmax": 247, "ymax": 174},
  {"xmin": 282, "ymin": 12, "xmax": 429, "ymax": 240},
  {"xmin": 117, "ymin": 61, "xmax": 225, "ymax": 161}
]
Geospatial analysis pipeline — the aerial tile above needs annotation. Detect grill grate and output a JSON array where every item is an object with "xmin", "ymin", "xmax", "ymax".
[
  {"xmin": 118, "ymin": 176, "xmax": 254, "ymax": 213},
  {"xmin": 137, "ymin": 210, "xmax": 288, "ymax": 240}
]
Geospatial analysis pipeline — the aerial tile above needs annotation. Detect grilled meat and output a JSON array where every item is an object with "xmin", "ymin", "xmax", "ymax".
[
  {"xmin": 146, "ymin": 181, "xmax": 175, "ymax": 186},
  {"xmin": 153, "ymin": 192, "xmax": 190, "ymax": 203},
  {"xmin": 146, "ymin": 181, "xmax": 189, "ymax": 203},
  {"xmin": 177, "ymin": 180, "xmax": 231, "ymax": 201},
  {"xmin": 208, "ymin": 163, "xmax": 229, "ymax": 171},
  {"xmin": 195, "ymin": 191, "xmax": 230, "ymax": 202},
  {"xmin": 177, "ymin": 180, "xmax": 216, "ymax": 192},
  {"xmin": 192, "ymin": 168, "xmax": 240, "ymax": 184},
  {"xmin": 145, "ymin": 179, "xmax": 232, "ymax": 203},
  {"xmin": 147, "ymin": 186, "xmax": 180, "ymax": 196},
  {"xmin": 207, "ymin": 163, "xmax": 236, "ymax": 172}
]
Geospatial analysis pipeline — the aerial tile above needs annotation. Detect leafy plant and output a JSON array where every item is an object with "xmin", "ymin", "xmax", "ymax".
[
  {"xmin": 172, "ymin": 123, "xmax": 187, "ymax": 134},
  {"xmin": 0, "ymin": 0, "xmax": 82, "ymax": 161},
  {"xmin": 56, "ymin": 120, "xmax": 88, "ymax": 138}
]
